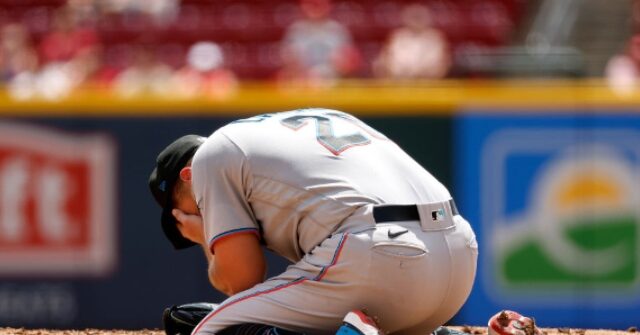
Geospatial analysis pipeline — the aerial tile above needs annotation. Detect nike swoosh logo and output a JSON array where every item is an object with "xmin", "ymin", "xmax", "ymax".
[{"xmin": 388, "ymin": 229, "xmax": 409, "ymax": 239}]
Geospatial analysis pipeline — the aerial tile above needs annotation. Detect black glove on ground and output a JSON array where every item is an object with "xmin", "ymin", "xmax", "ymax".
[{"xmin": 163, "ymin": 302, "xmax": 218, "ymax": 335}]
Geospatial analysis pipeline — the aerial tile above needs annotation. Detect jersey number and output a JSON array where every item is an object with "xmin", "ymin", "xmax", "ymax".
[
  {"xmin": 234, "ymin": 110, "xmax": 385, "ymax": 155},
  {"xmin": 280, "ymin": 114, "xmax": 370, "ymax": 155}
]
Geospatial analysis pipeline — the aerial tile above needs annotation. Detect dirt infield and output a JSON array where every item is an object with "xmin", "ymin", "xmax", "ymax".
[{"xmin": 0, "ymin": 327, "xmax": 636, "ymax": 335}]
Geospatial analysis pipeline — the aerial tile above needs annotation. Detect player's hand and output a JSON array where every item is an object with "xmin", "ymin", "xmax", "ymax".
[{"xmin": 172, "ymin": 209, "xmax": 205, "ymax": 245}]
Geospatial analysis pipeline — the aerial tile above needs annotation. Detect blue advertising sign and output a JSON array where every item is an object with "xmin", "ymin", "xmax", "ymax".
[{"xmin": 455, "ymin": 112, "xmax": 640, "ymax": 330}]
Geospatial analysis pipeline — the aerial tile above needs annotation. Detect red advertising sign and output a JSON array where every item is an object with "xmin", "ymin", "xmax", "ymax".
[{"xmin": 0, "ymin": 123, "xmax": 116, "ymax": 276}]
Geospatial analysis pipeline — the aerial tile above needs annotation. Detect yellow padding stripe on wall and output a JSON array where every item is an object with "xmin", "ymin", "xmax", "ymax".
[{"xmin": 1, "ymin": 79, "xmax": 639, "ymax": 117}]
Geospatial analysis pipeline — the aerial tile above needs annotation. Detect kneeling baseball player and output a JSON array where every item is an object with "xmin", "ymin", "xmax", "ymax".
[{"xmin": 149, "ymin": 109, "xmax": 478, "ymax": 335}]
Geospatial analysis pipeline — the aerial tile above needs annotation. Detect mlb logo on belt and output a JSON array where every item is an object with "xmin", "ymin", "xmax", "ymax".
[
  {"xmin": 0, "ymin": 122, "xmax": 117, "ymax": 277},
  {"xmin": 431, "ymin": 208, "xmax": 445, "ymax": 221}
]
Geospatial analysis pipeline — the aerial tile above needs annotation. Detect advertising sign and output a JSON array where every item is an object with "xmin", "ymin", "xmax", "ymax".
[
  {"xmin": 0, "ymin": 122, "xmax": 117, "ymax": 276},
  {"xmin": 456, "ymin": 113, "xmax": 640, "ymax": 329}
]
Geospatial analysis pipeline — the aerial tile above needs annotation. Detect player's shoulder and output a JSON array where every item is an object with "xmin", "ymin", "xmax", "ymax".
[
  {"xmin": 210, "ymin": 115, "xmax": 275, "ymax": 146},
  {"xmin": 194, "ymin": 128, "xmax": 244, "ymax": 164}
]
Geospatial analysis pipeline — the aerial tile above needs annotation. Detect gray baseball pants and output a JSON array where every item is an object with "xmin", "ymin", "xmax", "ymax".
[{"xmin": 193, "ymin": 201, "xmax": 478, "ymax": 335}]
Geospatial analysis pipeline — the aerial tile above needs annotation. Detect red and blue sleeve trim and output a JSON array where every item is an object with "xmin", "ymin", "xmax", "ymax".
[
  {"xmin": 192, "ymin": 233, "xmax": 350, "ymax": 335},
  {"xmin": 208, "ymin": 228, "xmax": 260, "ymax": 254}
]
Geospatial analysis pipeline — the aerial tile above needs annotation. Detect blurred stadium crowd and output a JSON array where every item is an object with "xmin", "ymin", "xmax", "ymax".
[
  {"xmin": 0, "ymin": 0, "xmax": 525, "ymax": 99},
  {"xmin": 0, "ymin": 0, "xmax": 639, "ymax": 100}
]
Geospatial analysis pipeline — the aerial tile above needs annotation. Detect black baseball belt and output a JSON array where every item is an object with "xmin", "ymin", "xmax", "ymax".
[{"xmin": 373, "ymin": 199, "xmax": 459, "ymax": 223}]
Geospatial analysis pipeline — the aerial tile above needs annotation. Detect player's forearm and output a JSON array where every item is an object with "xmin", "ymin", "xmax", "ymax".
[
  {"xmin": 207, "ymin": 260, "xmax": 235, "ymax": 296},
  {"xmin": 201, "ymin": 243, "xmax": 232, "ymax": 295},
  {"xmin": 199, "ymin": 242, "xmax": 223, "ymax": 292}
]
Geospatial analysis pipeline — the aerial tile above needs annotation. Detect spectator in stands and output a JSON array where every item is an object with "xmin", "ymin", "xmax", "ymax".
[
  {"xmin": 100, "ymin": 0, "xmax": 180, "ymax": 26},
  {"xmin": 373, "ymin": 3, "xmax": 451, "ymax": 80},
  {"xmin": 113, "ymin": 45, "xmax": 173, "ymax": 97},
  {"xmin": 39, "ymin": 6, "xmax": 99, "ymax": 64},
  {"xmin": 68, "ymin": 44, "xmax": 119, "ymax": 88},
  {"xmin": 279, "ymin": 0, "xmax": 361, "ymax": 86},
  {"xmin": 9, "ymin": 43, "xmax": 112, "ymax": 101},
  {"xmin": 605, "ymin": 34, "xmax": 640, "ymax": 95},
  {"xmin": 66, "ymin": 0, "xmax": 102, "ymax": 28},
  {"xmin": 172, "ymin": 41, "xmax": 238, "ymax": 99},
  {"xmin": 0, "ymin": 23, "xmax": 39, "ymax": 82},
  {"xmin": 7, "ymin": 4, "xmax": 110, "ymax": 101}
]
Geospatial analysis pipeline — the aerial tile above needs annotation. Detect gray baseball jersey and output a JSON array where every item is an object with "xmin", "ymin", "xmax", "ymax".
[
  {"xmin": 190, "ymin": 109, "xmax": 477, "ymax": 335},
  {"xmin": 191, "ymin": 109, "xmax": 451, "ymax": 260}
]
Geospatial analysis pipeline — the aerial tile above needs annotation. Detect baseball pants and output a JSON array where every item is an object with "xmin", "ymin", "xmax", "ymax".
[{"xmin": 192, "ymin": 201, "xmax": 478, "ymax": 335}]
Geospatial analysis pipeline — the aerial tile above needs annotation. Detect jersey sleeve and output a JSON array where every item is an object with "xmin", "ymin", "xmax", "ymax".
[{"xmin": 191, "ymin": 131, "xmax": 260, "ymax": 254}]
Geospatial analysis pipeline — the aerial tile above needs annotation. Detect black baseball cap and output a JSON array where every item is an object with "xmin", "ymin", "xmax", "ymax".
[{"xmin": 149, "ymin": 134, "xmax": 206, "ymax": 249}]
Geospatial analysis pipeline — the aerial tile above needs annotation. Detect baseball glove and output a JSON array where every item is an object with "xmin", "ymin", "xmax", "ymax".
[
  {"xmin": 488, "ymin": 310, "xmax": 542, "ymax": 335},
  {"xmin": 163, "ymin": 302, "xmax": 218, "ymax": 335}
]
